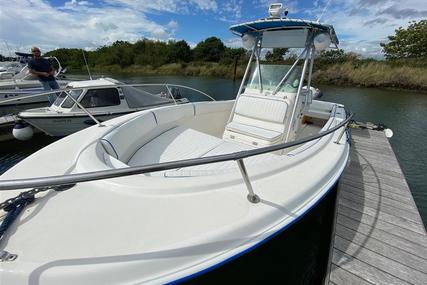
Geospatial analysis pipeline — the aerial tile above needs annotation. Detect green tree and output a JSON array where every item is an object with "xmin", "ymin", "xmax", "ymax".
[
  {"xmin": 265, "ymin": 48, "xmax": 289, "ymax": 62},
  {"xmin": 193, "ymin": 37, "xmax": 226, "ymax": 62},
  {"xmin": 380, "ymin": 20, "xmax": 427, "ymax": 59},
  {"xmin": 219, "ymin": 47, "xmax": 247, "ymax": 65},
  {"xmin": 133, "ymin": 39, "xmax": 169, "ymax": 67},
  {"xmin": 167, "ymin": 40, "xmax": 192, "ymax": 62},
  {"xmin": 45, "ymin": 48, "xmax": 87, "ymax": 69}
]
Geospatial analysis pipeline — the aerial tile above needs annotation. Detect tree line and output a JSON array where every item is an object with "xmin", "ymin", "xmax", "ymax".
[
  {"xmin": 43, "ymin": 37, "xmax": 248, "ymax": 70},
  {"xmin": 39, "ymin": 19, "xmax": 425, "ymax": 72}
]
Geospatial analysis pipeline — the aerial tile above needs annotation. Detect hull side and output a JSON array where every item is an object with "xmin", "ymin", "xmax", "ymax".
[{"xmin": 181, "ymin": 183, "xmax": 339, "ymax": 284}]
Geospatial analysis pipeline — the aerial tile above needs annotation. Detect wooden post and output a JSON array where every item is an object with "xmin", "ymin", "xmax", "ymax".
[{"xmin": 233, "ymin": 56, "xmax": 238, "ymax": 82}]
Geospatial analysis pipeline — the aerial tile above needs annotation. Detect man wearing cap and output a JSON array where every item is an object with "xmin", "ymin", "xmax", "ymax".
[{"xmin": 28, "ymin": 47, "xmax": 60, "ymax": 104}]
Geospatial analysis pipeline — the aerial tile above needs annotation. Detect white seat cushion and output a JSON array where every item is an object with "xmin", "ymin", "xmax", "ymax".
[
  {"xmin": 226, "ymin": 121, "xmax": 282, "ymax": 142},
  {"xmin": 234, "ymin": 93, "xmax": 288, "ymax": 124},
  {"xmin": 223, "ymin": 93, "xmax": 289, "ymax": 146},
  {"xmin": 128, "ymin": 126, "xmax": 223, "ymax": 167},
  {"xmin": 101, "ymin": 112, "xmax": 158, "ymax": 162},
  {"xmin": 164, "ymin": 141, "xmax": 282, "ymax": 177},
  {"xmin": 123, "ymin": 124, "xmax": 282, "ymax": 177}
]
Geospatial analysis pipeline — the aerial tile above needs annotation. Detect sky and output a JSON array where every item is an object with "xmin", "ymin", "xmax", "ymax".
[{"xmin": 0, "ymin": 0, "xmax": 426, "ymax": 58}]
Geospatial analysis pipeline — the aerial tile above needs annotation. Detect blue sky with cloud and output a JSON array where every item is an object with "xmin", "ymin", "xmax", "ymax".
[{"xmin": 0, "ymin": 0, "xmax": 426, "ymax": 58}]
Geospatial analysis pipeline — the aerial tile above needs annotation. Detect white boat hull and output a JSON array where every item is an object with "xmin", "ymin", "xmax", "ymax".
[
  {"xmin": 0, "ymin": 100, "xmax": 350, "ymax": 284},
  {"xmin": 0, "ymin": 80, "xmax": 69, "ymax": 105},
  {"xmin": 0, "ymin": 88, "xmax": 49, "ymax": 105},
  {"xmin": 19, "ymin": 112, "xmax": 133, "ymax": 136}
]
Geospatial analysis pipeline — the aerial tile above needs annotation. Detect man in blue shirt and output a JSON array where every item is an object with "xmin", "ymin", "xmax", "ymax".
[{"xmin": 28, "ymin": 47, "xmax": 60, "ymax": 104}]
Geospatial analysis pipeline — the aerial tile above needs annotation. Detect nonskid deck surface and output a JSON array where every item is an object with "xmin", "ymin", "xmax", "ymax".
[{"xmin": 326, "ymin": 129, "xmax": 427, "ymax": 285}]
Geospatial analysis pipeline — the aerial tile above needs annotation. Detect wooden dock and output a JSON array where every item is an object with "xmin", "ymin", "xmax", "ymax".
[{"xmin": 325, "ymin": 128, "xmax": 427, "ymax": 285}]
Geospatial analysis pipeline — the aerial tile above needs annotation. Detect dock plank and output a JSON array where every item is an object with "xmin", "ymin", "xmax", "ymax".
[
  {"xmin": 335, "ymin": 224, "xmax": 427, "ymax": 274},
  {"xmin": 336, "ymin": 214, "xmax": 427, "ymax": 258},
  {"xmin": 338, "ymin": 198, "xmax": 425, "ymax": 234},
  {"xmin": 325, "ymin": 129, "xmax": 427, "ymax": 285},
  {"xmin": 332, "ymin": 249, "xmax": 410, "ymax": 285},
  {"xmin": 329, "ymin": 264, "xmax": 374, "ymax": 285},
  {"xmin": 334, "ymin": 236, "xmax": 427, "ymax": 284},
  {"xmin": 337, "ymin": 205, "xmax": 427, "ymax": 246}
]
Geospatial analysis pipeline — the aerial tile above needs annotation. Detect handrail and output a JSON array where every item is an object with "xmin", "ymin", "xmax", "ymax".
[
  {"xmin": 0, "ymin": 83, "xmax": 215, "ymax": 105},
  {"xmin": 62, "ymin": 89, "xmax": 104, "ymax": 126},
  {"xmin": 0, "ymin": 113, "xmax": 353, "ymax": 191},
  {"xmin": 164, "ymin": 84, "xmax": 177, "ymax": 105}
]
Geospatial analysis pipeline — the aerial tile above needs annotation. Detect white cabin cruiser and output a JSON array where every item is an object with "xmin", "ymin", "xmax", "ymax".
[
  {"xmin": 0, "ymin": 6, "xmax": 351, "ymax": 285},
  {"xmin": 0, "ymin": 57, "xmax": 68, "ymax": 105},
  {"xmin": 0, "ymin": 62, "xmax": 24, "ymax": 79},
  {"xmin": 16, "ymin": 77, "xmax": 190, "ymax": 138}
]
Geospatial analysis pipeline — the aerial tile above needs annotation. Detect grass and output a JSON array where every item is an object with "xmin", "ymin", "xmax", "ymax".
[
  {"xmin": 89, "ymin": 62, "xmax": 246, "ymax": 79},
  {"xmin": 313, "ymin": 61, "xmax": 427, "ymax": 91},
  {"xmin": 76, "ymin": 60, "xmax": 427, "ymax": 92}
]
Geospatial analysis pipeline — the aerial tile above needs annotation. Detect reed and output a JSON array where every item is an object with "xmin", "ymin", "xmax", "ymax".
[
  {"xmin": 85, "ymin": 60, "xmax": 426, "ymax": 91},
  {"xmin": 313, "ymin": 61, "xmax": 427, "ymax": 91}
]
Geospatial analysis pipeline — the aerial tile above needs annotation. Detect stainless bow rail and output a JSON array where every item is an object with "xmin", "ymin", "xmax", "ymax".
[{"xmin": 0, "ymin": 113, "xmax": 353, "ymax": 203}]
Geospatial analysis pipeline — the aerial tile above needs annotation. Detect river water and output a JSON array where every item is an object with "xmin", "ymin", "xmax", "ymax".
[{"xmin": 0, "ymin": 75, "xmax": 425, "ymax": 282}]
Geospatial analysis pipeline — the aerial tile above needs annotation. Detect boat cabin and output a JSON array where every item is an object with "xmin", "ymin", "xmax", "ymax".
[{"xmin": 50, "ymin": 78, "xmax": 181, "ymax": 113}]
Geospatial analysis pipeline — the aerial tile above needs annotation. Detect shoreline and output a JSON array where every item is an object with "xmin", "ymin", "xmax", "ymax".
[{"xmin": 68, "ymin": 62, "xmax": 427, "ymax": 93}]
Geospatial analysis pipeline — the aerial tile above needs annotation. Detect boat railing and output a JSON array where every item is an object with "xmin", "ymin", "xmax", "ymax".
[
  {"xmin": 0, "ymin": 112, "xmax": 353, "ymax": 203},
  {"xmin": 0, "ymin": 83, "xmax": 216, "ymax": 126},
  {"xmin": 0, "ymin": 83, "xmax": 215, "ymax": 105}
]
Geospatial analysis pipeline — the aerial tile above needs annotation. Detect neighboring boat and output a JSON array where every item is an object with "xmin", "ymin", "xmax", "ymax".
[
  {"xmin": 0, "ymin": 4, "xmax": 351, "ymax": 284},
  {"xmin": 15, "ymin": 77, "xmax": 190, "ymax": 138},
  {"xmin": 0, "ymin": 57, "xmax": 69, "ymax": 105},
  {"xmin": 0, "ymin": 87, "xmax": 53, "ymax": 106},
  {"xmin": 0, "ymin": 61, "xmax": 25, "ymax": 79}
]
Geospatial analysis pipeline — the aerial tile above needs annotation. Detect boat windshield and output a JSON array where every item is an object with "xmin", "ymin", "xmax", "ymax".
[
  {"xmin": 245, "ymin": 63, "xmax": 302, "ymax": 94},
  {"xmin": 53, "ymin": 89, "xmax": 82, "ymax": 108}
]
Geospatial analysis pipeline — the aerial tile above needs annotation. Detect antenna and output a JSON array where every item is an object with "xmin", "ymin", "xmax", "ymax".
[
  {"xmin": 317, "ymin": 0, "xmax": 332, "ymax": 23},
  {"xmin": 82, "ymin": 49, "xmax": 93, "ymax": 80}
]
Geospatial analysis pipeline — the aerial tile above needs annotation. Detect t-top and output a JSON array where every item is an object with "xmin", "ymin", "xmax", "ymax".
[{"xmin": 28, "ymin": 58, "xmax": 55, "ymax": 81}]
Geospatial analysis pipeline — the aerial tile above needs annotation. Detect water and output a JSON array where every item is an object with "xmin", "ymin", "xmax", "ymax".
[{"xmin": 318, "ymin": 85, "xmax": 427, "ymax": 226}]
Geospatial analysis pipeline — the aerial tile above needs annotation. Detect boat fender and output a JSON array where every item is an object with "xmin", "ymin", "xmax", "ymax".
[
  {"xmin": 313, "ymin": 88, "xmax": 323, "ymax": 98},
  {"xmin": 384, "ymin": 128, "xmax": 393, "ymax": 138},
  {"xmin": 12, "ymin": 121, "xmax": 34, "ymax": 141}
]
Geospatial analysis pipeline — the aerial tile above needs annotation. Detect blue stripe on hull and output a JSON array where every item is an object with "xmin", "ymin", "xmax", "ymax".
[{"xmin": 169, "ymin": 178, "xmax": 342, "ymax": 284}]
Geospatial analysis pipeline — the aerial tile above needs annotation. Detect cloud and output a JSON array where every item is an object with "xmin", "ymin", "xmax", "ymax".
[
  {"xmin": 103, "ymin": 0, "xmax": 217, "ymax": 13},
  {"xmin": 167, "ymin": 20, "xmax": 179, "ymax": 30},
  {"xmin": 215, "ymin": 0, "xmax": 245, "ymax": 23},
  {"xmin": 363, "ymin": 18, "xmax": 389, "ymax": 26},
  {"xmin": 357, "ymin": 0, "xmax": 390, "ymax": 6},
  {"xmin": 191, "ymin": 0, "xmax": 218, "ymax": 11},
  {"xmin": 63, "ymin": 0, "xmax": 92, "ymax": 11},
  {"xmin": 376, "ymin": 5, "xmax": 427, "ymax": 19},
  {"xmin": 224, "ymin": 37, "xmax": 243, "ymax": 48},
  {"xmin": 1, "ymin": 0, "xmax": 425, "ymax": 59},
  {"xmin": 312, "ymin": 0, "xmax": 427, "ymax": 57},
  {"xmin": 0, "ymin": 0, "xmax": 182, "ymax": 55}
]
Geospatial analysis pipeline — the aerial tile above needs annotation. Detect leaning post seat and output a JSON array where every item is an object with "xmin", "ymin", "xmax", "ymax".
[{"xmin": 223, "ymin": 92, "xmax": 291, "ymax": 147}]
